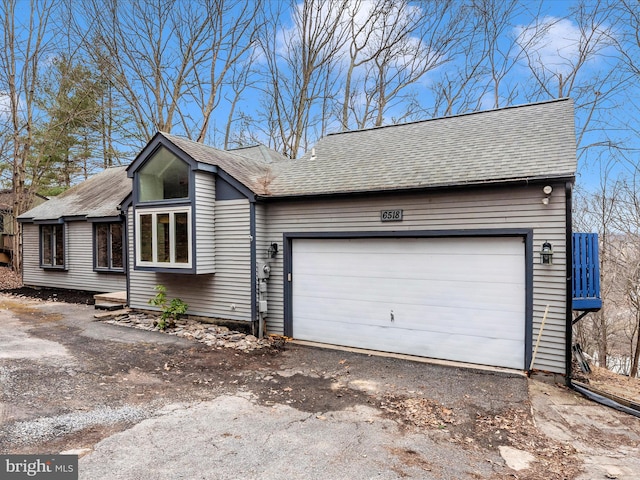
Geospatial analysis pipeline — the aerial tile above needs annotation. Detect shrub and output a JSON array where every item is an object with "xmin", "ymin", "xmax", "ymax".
[{"xmin": 148, "ymin": 285, "xmax": 189, "ymax": 330}]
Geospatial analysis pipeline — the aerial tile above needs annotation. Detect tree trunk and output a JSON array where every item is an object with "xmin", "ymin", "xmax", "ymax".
[{"xmin": 631, "ymin": 313, "xmax": 640, "ymax": 377}]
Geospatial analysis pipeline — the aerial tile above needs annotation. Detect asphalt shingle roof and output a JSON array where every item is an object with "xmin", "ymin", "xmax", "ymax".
[
  {"xmin": 18, "ymin": 166, "xmax": 130, "ymax": 221},
  {"xmin": 19, "ymin": 98, "xmax": 577, "ymax": 221},
  {"xmin": 159, "ymin": 134, "xmax": 273, "ymax": 195},
  {"xmin": 228, "ymin": 144, "xmax": 288, "ymax": 164},
  {"xmin": 265, "ymin": 98, "xmax": 577, "ymax": 197},
  {"xmin": 164, "ymin": 98, "xmax": 577, "ymax": 198}
]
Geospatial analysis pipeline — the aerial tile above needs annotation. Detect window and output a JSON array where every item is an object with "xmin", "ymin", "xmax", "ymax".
[
  {"xmin": 40, "ymin": 224, "xmax": 65, "ymax": 268},
  {"xmin": 135, "ymin": 207, "xmax": 191, "ymax": 268},
  {"xmin": 138, "ymin": 147, "xmax": 190, "ymax": 202},
  {"xmin": 95, "ymin": 223, "xmax": 124, "ymax": 272}
]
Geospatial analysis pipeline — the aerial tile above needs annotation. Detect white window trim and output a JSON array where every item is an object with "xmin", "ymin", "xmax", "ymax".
[{"xmin": 135, "ymin": 206, "xmax": 192, "ymax": 269}]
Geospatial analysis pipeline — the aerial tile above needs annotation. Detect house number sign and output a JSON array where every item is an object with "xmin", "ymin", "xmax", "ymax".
[{"xmin": 380, "ymin": 209, "xmax": 403, "ymax": 222}]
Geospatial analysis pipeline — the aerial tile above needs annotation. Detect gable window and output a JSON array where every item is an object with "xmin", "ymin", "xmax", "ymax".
[
  {"xmin": 95, "ymin": 222, "xmax": 124, "ymax": 272},
  {"xmin": 135, "ymin": 207, "xmax": 191, "ymax": 268},
  {"xmin": 138, "ymin": 147, "xmax": 190, "ymax": 202},
  {"xmin": 40, "ymin": 224, "xmax": 65, "ymax": 269}
]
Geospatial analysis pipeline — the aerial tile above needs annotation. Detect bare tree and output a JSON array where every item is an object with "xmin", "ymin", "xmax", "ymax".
[
  {"xmin": 338, "ymin": 0, "xmax": 385, "ymax": 130},
  {"xmin": 610, "ymin": 178, "xmax": 640, "ymax": 377},
  {"xmin": 364, "ymin": 0, "xmax": 460, "ymax": 127},
  {"xmin": 257, "ymin": 0, "xmax": 349, "ymax": 158},
  {"xmin": 516, "ymin": 0, "xmax": 625, "ymax": 167},
  {"xmin": 331, "ymin": 0, "xmax": 463, "ymax": 129},
  {"xmin": 222, "ymin": 49, "xmax": 260, "ymax": 149},
  {"xmin": 78, "ymin": 0, "xmax": 260, "ymax": 143},
  {"xmin": 428, "ymin": 0, "xmax": 532, "ymax": 117},
  {"xmin": 609, "ymin": 0, "xmax": 640, "ymax": 177},
  {"xmin": 0, "ymin": 0, "xmax": 58, "ymax": 271},
  {"xmin": 573, "ymin": 173, "xmax": 622, "ymax": 369}
]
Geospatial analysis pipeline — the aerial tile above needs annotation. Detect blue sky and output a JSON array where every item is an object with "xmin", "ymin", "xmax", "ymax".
[
  {"xmin": 2, "ymin": 0, "xmax": 637, "ymax": 193},
  {"xmin": 243, "ymin": 0, "xmax": 637, "ymax": 192}
]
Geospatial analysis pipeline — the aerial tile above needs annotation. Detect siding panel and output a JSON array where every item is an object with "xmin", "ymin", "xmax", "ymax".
[
  {"xmin": 261, "ymin": 184, "xmax": 568, "ymax": 374},
  {"xmin": 195, "ymin": 172, "xmax": 215, "ymax": 273},
  {"xmin": 128, "ymin": 199, "xmax": 252, "ymax": 322},
  {"xmin": 22, "ymin": 222, "xmax": 126, "ymax": 293}
]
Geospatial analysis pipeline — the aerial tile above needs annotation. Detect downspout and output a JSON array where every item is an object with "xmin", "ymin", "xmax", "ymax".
[
  {"xmin": 249, "ymin": 201, "xmax": 258, "ymax": 337},
  {"xmin": 121, "ymin": 207, "xmax": 130, "ymax": 307},
  {"xmin": 565, "ymin": 181, "xmax": 573, "ymax": 387}
]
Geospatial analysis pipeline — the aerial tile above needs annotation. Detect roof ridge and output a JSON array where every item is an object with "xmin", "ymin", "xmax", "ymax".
[{"xmin": 325, "ymin": 98, "xmax": 572, "ymax": 138}]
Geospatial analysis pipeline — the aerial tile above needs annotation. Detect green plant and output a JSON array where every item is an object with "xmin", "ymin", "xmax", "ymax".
[{"xmin": 148, "ymin": 285, "xmax": 189, "ymax": 330}]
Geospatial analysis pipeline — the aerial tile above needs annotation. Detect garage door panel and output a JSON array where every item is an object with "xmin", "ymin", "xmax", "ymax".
[
  {"xmin": 294, "ymin": 298, "xmax": 524, "ymax": 340},
  {"xmin": 294, "ymin": 321, "xmax": 524, "ymax": 369},
  {"xmin": 292, "ymin": 237, "xmax": 526, "ymax": 369},
  {"xmin": 294, "ymin": 237, "xmax": 522, "ymax": 255},
  {"xmin": 294, "ymin": 251, "xmax": 522, "ymax": 283},
  {"xmin": 294, "ymin": 274, "xmax": 524, "ymax": 312}
]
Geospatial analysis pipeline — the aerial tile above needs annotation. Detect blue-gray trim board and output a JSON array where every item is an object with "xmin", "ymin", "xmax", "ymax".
[{"xmin": 216, "ymin": 175, "xmax": 246, "ymax": 201}]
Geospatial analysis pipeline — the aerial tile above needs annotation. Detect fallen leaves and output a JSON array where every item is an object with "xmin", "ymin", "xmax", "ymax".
[{"xmin": 379, "ymin": 394, "xmax": 457, "ymax": 429}]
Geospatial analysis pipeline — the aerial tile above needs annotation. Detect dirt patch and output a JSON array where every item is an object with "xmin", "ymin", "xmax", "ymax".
[
  {"xmin": 250, "ymin": 372, "xmax": 373, "ymax": 412},
  {"xmin": 379, "ymin": 393, "xmax": 457, "ymax": 429},
  {"xmin": 4, "ymin": 295, "xmax": 632, "ymax": 478},
  {"xmin": 379, "ymin": 391, "xmax": 582, "ymax": 479},
  {"xmin": 387, "ymin": 447, "xmax": 440, "ymax": 477},
  {"xmin": 0, "ymin": 286, "xmax": 96, "ymax": 305}
]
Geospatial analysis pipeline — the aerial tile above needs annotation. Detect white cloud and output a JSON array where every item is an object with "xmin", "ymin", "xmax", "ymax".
[
  {"xmin": 514, "ymin": 16, "xmax": 613, "ymax": 77},
  {"xmin": 275, "ymin": 1, "xmax": 432, "ymax": 70},
  {"xmin": 0, "ymin": 93, "xmax": 12, "ymax": 119}
]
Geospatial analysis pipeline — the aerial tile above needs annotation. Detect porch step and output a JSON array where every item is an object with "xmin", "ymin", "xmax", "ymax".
[{"xmin": 94, "ymin": 291, "xmax": 127, "ymax": 309}]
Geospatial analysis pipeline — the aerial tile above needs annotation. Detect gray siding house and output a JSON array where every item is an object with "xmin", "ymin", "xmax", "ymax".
[
  {"xmin": 20, "ymin": 98, "xmax": 577, "ymax": 376},
  {"xmin": 18, "ymin": 166, "xmax": 130, "ymax": 293}
]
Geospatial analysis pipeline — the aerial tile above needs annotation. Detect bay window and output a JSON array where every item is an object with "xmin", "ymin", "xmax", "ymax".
[{"xmin": 135, "ymin": 207, "xmax": 191, "ymax": 268}]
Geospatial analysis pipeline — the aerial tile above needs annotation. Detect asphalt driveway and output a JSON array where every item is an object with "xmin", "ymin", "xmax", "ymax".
[{"xmin": 1, "ymin": 294, "xmax": 639, "ymax": 479}]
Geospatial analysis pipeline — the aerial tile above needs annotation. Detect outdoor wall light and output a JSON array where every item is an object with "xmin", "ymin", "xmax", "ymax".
[
  {"xmin": 268, "ymin": 242, "xmax": 278, "ymax": 258},
  {"xmin": 542, "ymin": 185, "xmax": 553, "ymax": 205},
  {"xmin": 540, "ymin": 241, "xmax": 553, "ymax": 265}
]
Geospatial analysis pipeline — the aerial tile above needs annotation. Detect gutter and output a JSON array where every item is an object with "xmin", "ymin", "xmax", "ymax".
[{"xmin": 256, "ymin": 175, "xmax": 576, "ymax": 203}]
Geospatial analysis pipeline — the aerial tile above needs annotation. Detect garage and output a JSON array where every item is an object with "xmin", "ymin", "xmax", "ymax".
[{"xmin": 291, "ymin": 236, "xmax": 527, "ymax": 369}]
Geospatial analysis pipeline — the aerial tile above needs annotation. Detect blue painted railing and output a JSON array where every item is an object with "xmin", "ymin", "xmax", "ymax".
[{"xmin": 572, "ymin": 233, "xmax": 602, "ymax": 311}]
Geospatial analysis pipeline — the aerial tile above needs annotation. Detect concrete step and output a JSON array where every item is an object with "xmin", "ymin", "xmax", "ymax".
[
  {"xmin": 94, "ymin": 308, "xmax": 131, "ymax": 318},
  {"xmin": 94, "ymin": 291, "xmax": 127, "ymax": 305}
]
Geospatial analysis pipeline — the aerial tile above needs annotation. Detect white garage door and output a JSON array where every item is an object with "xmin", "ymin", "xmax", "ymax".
[{"xmin": 292, "ymin": 237, "xmax": 526, "ymax": 369}]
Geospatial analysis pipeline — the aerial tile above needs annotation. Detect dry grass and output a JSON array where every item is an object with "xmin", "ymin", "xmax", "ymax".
[{"xmin": 586, "ymin": 364, "xmax": 640, "ymax": 401}]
